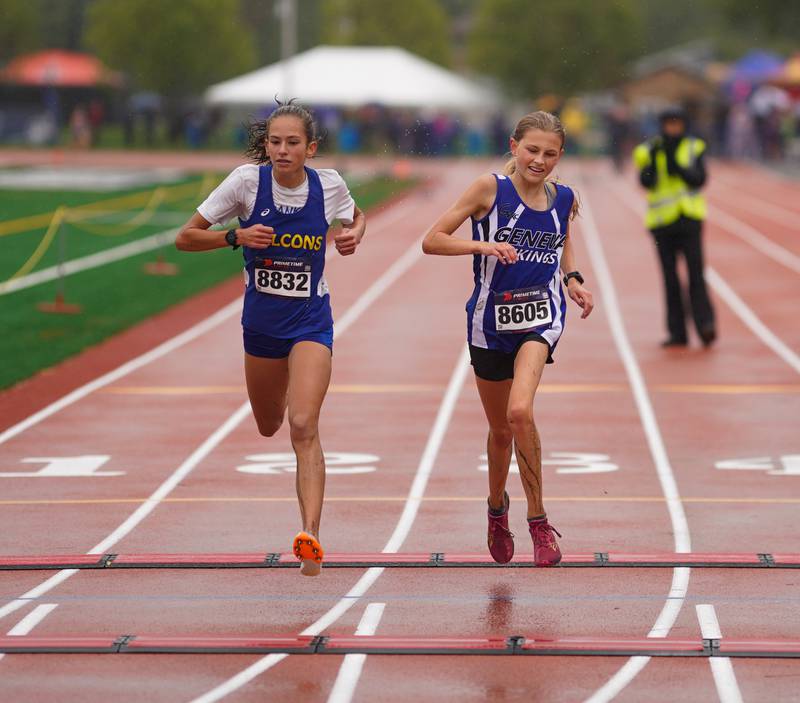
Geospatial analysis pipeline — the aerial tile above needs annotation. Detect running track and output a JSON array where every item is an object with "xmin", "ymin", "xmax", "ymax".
[{"xmin": 0, "ymin": 156, "xmax": 799, "ymax": 702}]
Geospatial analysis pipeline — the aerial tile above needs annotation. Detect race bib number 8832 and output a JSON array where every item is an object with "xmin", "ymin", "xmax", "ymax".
[
  {"xmin": 494, "ymin": 286, "xmax": 552, "ymax": 333},
  {"xmin": 254, "ymin": 258, "xmax": 311, "ymax": 298}
]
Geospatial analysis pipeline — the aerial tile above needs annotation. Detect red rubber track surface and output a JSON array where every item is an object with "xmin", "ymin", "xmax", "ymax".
[{"xmin": 1, "ymin": 155, "xmax": 798, "ymax": 702}]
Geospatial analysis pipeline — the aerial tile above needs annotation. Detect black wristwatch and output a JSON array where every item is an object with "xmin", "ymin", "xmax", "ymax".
[
  {"xmin": 563, "ymin": 270, "xmax": 584, "ymax": 286},
  {"xmin": 225, "ymin": 228, "xmax": 240, "ymax": 250}
]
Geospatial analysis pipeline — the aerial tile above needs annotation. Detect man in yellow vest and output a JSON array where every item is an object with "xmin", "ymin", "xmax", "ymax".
[{"xmin": 633, "ymin": 108, "xmax": 716, "ymax": 347}]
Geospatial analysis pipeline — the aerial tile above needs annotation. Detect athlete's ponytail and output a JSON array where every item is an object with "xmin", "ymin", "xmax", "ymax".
[
  {"xmin": 503, "ymin": 111, "xmax": 567, "ymax": 176},
  {"xmin": 245, "ymin": 99, "xmax": 320, "ymax": 164}
]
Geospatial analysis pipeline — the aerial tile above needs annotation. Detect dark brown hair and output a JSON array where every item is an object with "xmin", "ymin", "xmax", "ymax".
[{"xmin": 245, "ymin": 99, "xmax": 319, "ymax": 164}]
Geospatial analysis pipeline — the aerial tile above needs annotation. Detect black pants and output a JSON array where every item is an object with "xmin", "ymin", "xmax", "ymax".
[{"xmin": 651, "ymin": 216, "xmax": 715, "ymax": 342}]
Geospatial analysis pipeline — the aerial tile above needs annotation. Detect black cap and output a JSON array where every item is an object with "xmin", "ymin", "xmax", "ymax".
[{"xmin": 658, "ymin": 106, "xmax": 687, "ymax": 123}]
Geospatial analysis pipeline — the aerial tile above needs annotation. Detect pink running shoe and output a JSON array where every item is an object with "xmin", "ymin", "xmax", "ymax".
[
  {"xmin": 528, "ymin": 517, "xmax": 562, "ymax": 566},
  {"xmin": 487, "ymin": 492, "xmax": 514, "ymax": 564}
]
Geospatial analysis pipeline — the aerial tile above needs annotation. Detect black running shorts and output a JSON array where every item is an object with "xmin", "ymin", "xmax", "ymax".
[{"xmin": 468, "ymin": 333, "xmax": 552, "ymax": 382}]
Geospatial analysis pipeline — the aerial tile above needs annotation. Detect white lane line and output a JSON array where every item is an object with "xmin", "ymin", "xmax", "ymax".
[
  {"xmin": 0, "ymin": 299, "xmax": 241, "ymax": 446},
  {"xmin": 0, "ymin": 603, "xmax": 58, "ymax": 663},
  {"xmin": 190, "ymin": 346, "xmax": 471, "ymax": 703},
  {"xmin": 613, "ymin": 178, "xmax": 800, "ymax": 276},
  {"xmin": 611, "ymin": 178, "xmax": 800, "ymax": 375},
  {"xmin": 0, "ymin": 227, "xmax": 433, "ymax": 623},
  {"xmin": 333, "ymin": 234, "xmax": 426, "ymax": 336},
  {"xmin": 353, "ymin": 602, "xmax": 385, "ymax": 635},
  {"xmin": 696, "ymin": 604, "xmax": 744, "ymax": 703},
  {"xmin": 0, "ymin": 191, "xmax": 419, "ymax": 447},
  {"xmin": 88, "ymin": 403, "xmax": 252, "ymax": 555},
  {"xmin": 7, "ymin": 603, "xmax": 58, "ymax": 635},
  {"xmin": 576, "ymin": 176, "xmax": 692, "ymax": 703},
  {"xmin": 696, "ymin": 603, "xmax": 722, "ymax": 639},
  {"xmin": 0, "ymin": 229, "xmax": 178, "ymax": 295},
  {"xmin": 0, "ymin": 403, "xmax": 251, "ymax": 623},
  {"xmin": 326, "ymin": 603, "xmax": 386, "ymax": 703},
  {"xmin": 0, "ymin": 176, "xmax": 421, "ymax": 297},
  {"xmin": 0, "ymin": 573, "xmax": 76, "ymax": 622},
  {"xmin": 705, "ymin": 267, "xmax": 800, "ymax": 375},
  {"xmin": 713, "ymin": 166, "xmax": 800, "ymax": 194},
  {"xmin": 710, "ymin": 185, "xmax": 800, "ymax": 231},
  {"xmin": 578, "ymin": 179, "xmax": 692, "ymax": 551},
  {"xmin": 709, "ymin": 206, "xmax": 800, "ymax": 275}
]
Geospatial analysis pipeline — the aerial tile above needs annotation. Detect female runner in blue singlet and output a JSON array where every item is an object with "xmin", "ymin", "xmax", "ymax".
[
  {"xmin": 176, "ymin": 102, "xmax": 366, "ymax": 576},
  {"xmin": 422, "ymin": 112, "xmax": 593, "ymax": 566}
]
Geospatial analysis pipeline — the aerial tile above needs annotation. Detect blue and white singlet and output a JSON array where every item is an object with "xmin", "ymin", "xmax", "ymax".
[
  {"xmin": 239, "ymin": 165, "xmax": 332, "ymax": 338},
  {"xmin": 466, "ymin": 174, "xmax": 574, "ymax": 355}
]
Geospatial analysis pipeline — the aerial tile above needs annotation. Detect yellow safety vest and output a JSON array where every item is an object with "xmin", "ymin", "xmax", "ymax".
[{"xmin": 633, "ymin": 136, "xmax": 707, "ymax": 229}]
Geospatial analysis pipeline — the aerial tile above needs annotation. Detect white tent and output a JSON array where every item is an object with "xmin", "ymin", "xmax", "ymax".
[{"xmin": 205, "ymin": 46, "xmax": 499, "ymax": 110}]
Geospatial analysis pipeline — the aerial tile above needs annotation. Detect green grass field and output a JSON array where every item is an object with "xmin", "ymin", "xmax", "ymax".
[{"xmin": 0, "ymin": 172, "xmax": 413, "ymax": 390}]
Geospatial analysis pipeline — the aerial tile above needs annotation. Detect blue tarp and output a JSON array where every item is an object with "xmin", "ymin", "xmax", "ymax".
[{"xmin": 727, "ymin": 50, "xmax": 784, "ymax": 84}]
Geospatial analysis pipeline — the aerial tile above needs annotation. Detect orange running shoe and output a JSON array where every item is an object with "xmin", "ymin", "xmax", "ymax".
[{"xmin": 293, "ymin": 531, "xmax": 324, "ymax": 576}]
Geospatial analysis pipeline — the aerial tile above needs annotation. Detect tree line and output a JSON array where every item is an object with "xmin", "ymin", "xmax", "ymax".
[{"xmin": 1, "ymin": 0, "xmax": 798, "ymax": 100}]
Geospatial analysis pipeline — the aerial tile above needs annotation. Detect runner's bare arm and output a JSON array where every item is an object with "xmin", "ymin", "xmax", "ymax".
[
  {"xmin": 561, "ymin": 226, "xmax": 594, "ymax": 319},
  {"xmin": 422, "ymin": 175, "xmax": 517, "ymax": 263},
  {"xmin": 175, "ymin": 212, "xmax": 274, "ymax": 252},
  {"xmin": 333, "ymin": 205, "xmax": 365, "ymax": 256}
]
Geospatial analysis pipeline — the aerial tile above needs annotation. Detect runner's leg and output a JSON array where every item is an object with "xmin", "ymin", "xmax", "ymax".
[
  {"xmin": 287, "ymin": 341, "xmax": 332, "ymax": 538},
  {"xmin": 244, "ymin": 353, "xmax": 289, "ymax": 437},
  {"xmin": 474, "ymin": 376, "xmax": 514, "ymax": 510},
  {"xmin": 508, "ymin": 341, "xmax": 549, "ymax": 518}
]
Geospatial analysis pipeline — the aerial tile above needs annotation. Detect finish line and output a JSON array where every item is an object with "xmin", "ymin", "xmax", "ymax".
[
  {"xmin": 1, "ymin": 633, "xmax": 798, "ymax": 658},
  {"xmin": 0, "ymin": 551, "xmax": 798, "ymax": 570}
]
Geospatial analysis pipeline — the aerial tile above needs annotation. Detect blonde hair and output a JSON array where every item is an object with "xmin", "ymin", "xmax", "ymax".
[
  {"xmin": 503, "ymin": 111, "xmax": 578, "ymax": 218},
  {"xmin": 503, "ymin": 111, "xmax": 566, "ymax": 176}
]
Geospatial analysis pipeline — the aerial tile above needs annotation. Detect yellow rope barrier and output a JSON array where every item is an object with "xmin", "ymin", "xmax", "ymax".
[
  {"xmin": 0, "ymin": 174, "xmax": 220, "ymax": 293},
  {"xmin": 66, "ymin": 187, "xmax": 167, "ymax": 236},
  {"xmin": 161, "ymin": 179, "xmax": 209, "ymax": 204},
  {"xmin": 0, "ymin": 178, "xmax": 209, "ymax": 238},
  {"xmin": 0, "ymin": 206, "xmax": 66, "ymax": 291},
  {"xmin": 197, "ymin": 171, "xmax": 216, "ymax": 199}
]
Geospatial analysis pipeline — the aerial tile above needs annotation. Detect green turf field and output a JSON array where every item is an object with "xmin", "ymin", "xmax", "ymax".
[{"xmin": 0, "ymin": 171, "xmax": 414, "ymax": 390}]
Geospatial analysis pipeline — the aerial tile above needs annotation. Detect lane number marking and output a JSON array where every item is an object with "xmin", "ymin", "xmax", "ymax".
[
  {"xmin": 716, "ymin": 454, "xmax": 799, "ymax": 476},
  {"xmin": 0, "ymin": 455, "xmax": 123, "ymax": 477},
  {"xmin": 479, "ymin": 451, "xmax": 618, "ymax": 475},
  {"xmin": 237, "ymin": 452, "xmax": 379, "ymax": 475}
]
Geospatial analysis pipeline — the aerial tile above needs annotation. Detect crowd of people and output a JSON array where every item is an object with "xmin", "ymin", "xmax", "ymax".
[
  {"xmin": 189, "ymin": 105, "xmax": 514, "ymax": 158},
  {"xmin": 607, "ymin": 94, "xmax": 800, "ymax": 170},
  {"xmin": 113, "ymin": 95, "xmax": 800, "ymax": 168},
  {"xmin": 717, "ymin": 86, "xmax": 799, "ymax": 161},
  {"xmin": 4, "ymin": 85, "xmax": 799, "ymax": 166}
]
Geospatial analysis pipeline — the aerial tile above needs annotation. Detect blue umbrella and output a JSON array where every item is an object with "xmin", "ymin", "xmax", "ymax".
[{"xmin": 727, "ymin": 50, "xmax": 784, "ymax": 84}]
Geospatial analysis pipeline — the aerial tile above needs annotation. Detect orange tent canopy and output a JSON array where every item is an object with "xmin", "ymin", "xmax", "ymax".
[
  {"xmin": 766, "ymin": 53, "xmax": 800, "ymax": 98},
  {"xmin": 0, "ymin": 50, "xmax": 121, "ymax": 87},
  {"xmin": 769, "ymin": 52, "xmax": 800, "ymax": 87}
]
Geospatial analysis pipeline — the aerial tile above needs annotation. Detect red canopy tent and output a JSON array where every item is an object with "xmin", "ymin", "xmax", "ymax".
[{"xmin": 0, "ymin": 50, "xmax": 121, "ymax": 87}]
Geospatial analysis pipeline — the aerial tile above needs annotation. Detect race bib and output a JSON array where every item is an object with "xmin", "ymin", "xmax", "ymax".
[
  {"xmin": 493, "ymin": 286, "xmax": 552, "ymax": 333},
  {"xmin": 254, "ymin": 257, "xmax": 311, "ymax": 298}
]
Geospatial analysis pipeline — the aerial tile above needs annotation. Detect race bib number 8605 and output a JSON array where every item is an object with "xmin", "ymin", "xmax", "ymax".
[
  {"xmin": 254, "ymin": 258, "xmax": 311, "ymax": 298},
  {"xmin": 494, "ymin": 286, "xmax": 552, "ymax": 333}
]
